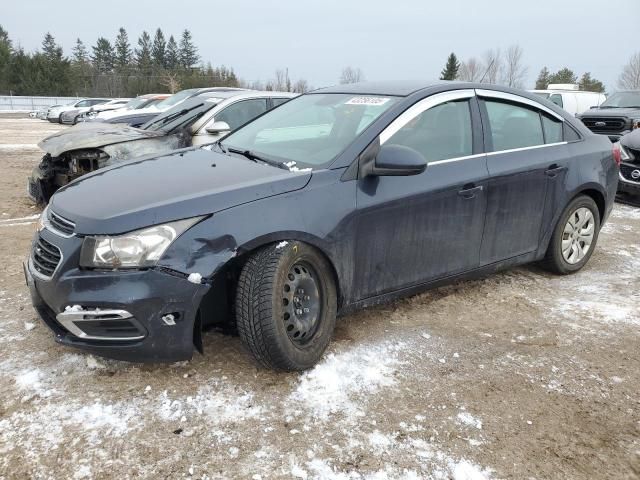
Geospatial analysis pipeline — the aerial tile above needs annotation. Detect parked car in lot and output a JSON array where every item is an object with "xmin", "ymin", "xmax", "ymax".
[
  {"xmin": 577, "ymin": 90, "xmax": 640, "ymax": 141},
  {"xmin": 46, "ymin": 98, "xmax": 110, "ymax": 123},
  {"xmin": 28, "ymin": 90, "xmax": 295, "ymax": 203},
  {"xmin": 617, "ymin": 130, "xmax": 640, "ymax": 201},
  {"xmin": 530, "ymin": 84, "xmax": 606, "ymax": 116},
  {"xmin": 60, "ymin": 99, "xmax": 131, "ymax": 125},
  {"xmin": 92, "ymin": 87, "xmax": 247, "ymax": 125},
  {"xmin": 25, "ymin": 81, "xmax": 618, "ymax": 370},
  {"xmin": 76, "ymin": 94, "xmax": 170, "ymax": 123}
]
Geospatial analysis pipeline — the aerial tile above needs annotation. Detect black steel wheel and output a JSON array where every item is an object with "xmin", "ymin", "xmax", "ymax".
[{"xmin": 235, "ymin": 241, "xmax": 337, "ymax": 371}]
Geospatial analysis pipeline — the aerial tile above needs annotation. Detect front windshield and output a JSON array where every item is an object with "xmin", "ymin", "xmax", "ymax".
[
  {"xmin": 600, "ymin": 92, "xmax": 640, "ymax": 108},
  {"xmin": 124, "ymin": 97, "xmax": 149, "ymax": 110},
  {"xmin": 221, "ymin": 93, "xmax": 399, "ymax": 169},
  {"xmin": 152, "ymin": 89, "xmax": 198, "ymax": 110},
  {"xmin": 141, "ymin": 96, "xmax": 217, "ymax": 132}
]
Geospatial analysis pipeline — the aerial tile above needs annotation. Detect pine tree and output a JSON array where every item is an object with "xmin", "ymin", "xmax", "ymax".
[
  {"xmin": 152, "ymin": 28, "xmax": 166, "ymax": 68},
  {"xmin": 165, "ymin": 35, "xmax": 179, "ymax": 70},
  {"xmin": 535, "ymin": 67, "xmax": 550, "ymax": 89},
  {"xmin": 440, "ymin": 53, "xmax": 460, "ymax": 80},
  {"xmin": 179, "ymin": 29, "xmax": 199, "ymax": 69},
  {"xmin": 548, "ymin": 67, "xmax": 577, "ymax": 85},
  {"xmin": 92, "ymin": 37, "xmax": 115, "ymax": 73},
  {"xmin": 578, "ymin": 72, "xmax": 605, "ymax": 93},
  {"xmin": 0, "ymin": 25, "xmax": 12, "ymax": 93},
  {"xmin": 114, "ymin": 27, "xmax": 132, "ymax": 71},
  {"xmin": 135, "ymin": 31, "xmax": 152, "ymax": 73},
  {"xmin": 71, "ymin": 38, "xmax": 88, "ymax": 64},
  {"xmin": 41, "ymin": 32, "xmax": 62, "ymax": 61}
]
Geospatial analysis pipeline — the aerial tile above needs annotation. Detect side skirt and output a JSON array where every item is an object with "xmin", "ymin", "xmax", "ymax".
[{"xmin": 339, "ymin": 251, "xmax": 539, "ymax": 315}]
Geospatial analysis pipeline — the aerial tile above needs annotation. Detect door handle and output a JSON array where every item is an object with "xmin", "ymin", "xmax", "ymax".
[
  {"xmin": 458, "ymin": 184, "xmax": 483, "ymax": 199},
  {"xmin": 545, "ymin": 164, "xmax": 566, "ymax": 178}
]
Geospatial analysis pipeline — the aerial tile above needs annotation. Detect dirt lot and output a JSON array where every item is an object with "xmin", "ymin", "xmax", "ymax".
[{"xmin": 0, "ymin": 117, "xmax": 638, "ymax": 480}]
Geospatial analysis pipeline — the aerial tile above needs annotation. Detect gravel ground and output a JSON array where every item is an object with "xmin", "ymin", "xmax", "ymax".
[{"xmin": 0, "ymin": 118, "xmax": 639, "ymax": 480}]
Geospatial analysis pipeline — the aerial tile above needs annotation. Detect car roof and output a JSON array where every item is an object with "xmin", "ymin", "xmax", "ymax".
[{"xmin": 314, "ymin": 80, "xmax": 455, "ymax": 96}]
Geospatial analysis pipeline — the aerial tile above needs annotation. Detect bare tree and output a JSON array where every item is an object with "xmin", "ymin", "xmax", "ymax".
[
  {"xmin": 480, "ymin": 48, "xmax": 502, "ymax": 84},
  {"xmin": 340, "ymin": 66, "xmax": 365, "ymax": 84},
  {"xmin": 458, "ymin": 58, "xmax": 482, "ymax": 82},
  {"xmin": 502, "ymin": 45, "xmax": 528, "ymax": 88},
  {"xmin": 267, "ymin": 69, "xmax": 292, "ymax": 91},
  {"xmin": 618, "ymin": 52, "xmax": 640, "ymax": 89},
  {"xmin": 292, "ymin": 79, "xmax": 310, "ymax": 93},
  {"xmin": 160, "ymin": 71, "xmax": 181, "ymax": 93}
]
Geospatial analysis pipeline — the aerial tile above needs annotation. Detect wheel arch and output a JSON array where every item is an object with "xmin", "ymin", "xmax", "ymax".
[{"xmin": 235, "ymin": 231, "xmax": 344, "ymax": 308}]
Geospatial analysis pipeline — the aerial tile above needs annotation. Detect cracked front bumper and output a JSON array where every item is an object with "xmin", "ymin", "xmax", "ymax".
[{"xmin": 24, "ymin": 232, "xmax": 210, "ymax": 362}]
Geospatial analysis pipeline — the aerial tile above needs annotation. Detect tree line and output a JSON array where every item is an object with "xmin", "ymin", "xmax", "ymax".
[
  {"xmin": 440, "ymin": 47, "xmax": 640, "ymax": 92},
  {"xmin": 0, "ymin": 25, "xmax": 243, "ymax": 97}
]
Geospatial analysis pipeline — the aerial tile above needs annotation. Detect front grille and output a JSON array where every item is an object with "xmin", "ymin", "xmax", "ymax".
[
  {"xmin": 48, "ymin": 210, "xmax": 75, "ymax": 236},
  {"xmin": 31, "ymin": 236, "xmax": 62, "ymax": 278},
  {"xmin": 580, "ymin": 116, "xmax": 628, "ymax": 133},
  {"xmin": 620, "ymin": 163, "xmax": 640, "ymax": 183}
]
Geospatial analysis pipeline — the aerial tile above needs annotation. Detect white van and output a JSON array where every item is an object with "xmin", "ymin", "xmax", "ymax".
[{"xmin": 530, "ymin": 84, "xmax": 606, "ymax": 116}]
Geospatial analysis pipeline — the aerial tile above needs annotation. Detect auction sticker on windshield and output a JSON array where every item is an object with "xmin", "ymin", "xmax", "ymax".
[{"xmin": 345, "ymin": 96, "xmax": 390, "ymax": 105}]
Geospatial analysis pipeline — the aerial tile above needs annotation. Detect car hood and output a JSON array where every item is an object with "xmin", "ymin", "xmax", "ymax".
[
  {"xmin": 621, "ymin": 129, "xmax": 640, "ymax": 151},
  {"xmin": 580, "ymin": 108, "xmax": 640, "ymax": 118},
  {"xmin": 49, "ymin": 148, "xmax": 312, "ymax": 234},
  {"xmin": 39, "ymin": 123, "xmax": 167, "ymax": 156}
]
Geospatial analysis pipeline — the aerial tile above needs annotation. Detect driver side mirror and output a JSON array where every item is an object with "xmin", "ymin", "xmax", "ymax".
[
  {"xmin": 361, "ymin": 143, "xmax": 427, "ymax": 177},
  {"xmin": 205, "ymin": 121, "xmax": 231, "ymax": 135}
]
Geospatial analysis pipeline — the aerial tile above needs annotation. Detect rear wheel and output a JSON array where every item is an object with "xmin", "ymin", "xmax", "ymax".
[
  {"xmin": 235, "ymin": 242, "xmax": 337, "ymax": 370},
  {"xmin": 541, "ymin": 195, "xmax": 600, "ymax": 274}
]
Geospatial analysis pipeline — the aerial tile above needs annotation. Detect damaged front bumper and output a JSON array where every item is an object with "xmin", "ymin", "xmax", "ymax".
[{"xmin": 25, "ymin": 228, "xmax": 211, "ymax": 362}]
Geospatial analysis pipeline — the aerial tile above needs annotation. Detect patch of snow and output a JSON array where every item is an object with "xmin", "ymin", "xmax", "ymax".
[
  {"xmin": 288, "ymin": 341, "xmax": 404, "ymax": 420},
  {"xmin": 457, "ymin": 412, "xmax": 482, "ymax": 430},
  {"xmin": 187, "ymin": 273, "xmax": 203, "ymax": 284},
  {"xmin": 449, "ymin": 459, "xmax": 492, "ymax": 480},
  {"xmin": 24, "ymin": 322, "xmax": 36, "ymax": 331},
  {"xmin": 276, "ymin": 241, "xmax": 289, "ymax": 249},
  {"xmin": 64, "ymin": 305, "xmax": 83, "ymax": 313},
  {"xmin": 0, "ymin": 143, "xmax": 39, "ymax": 151}
]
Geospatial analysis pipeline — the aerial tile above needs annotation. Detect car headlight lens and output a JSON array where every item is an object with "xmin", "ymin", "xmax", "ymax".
[
  {"xmin": 36, "ymin": 205, "xmax": 48, "ymax": 232},
  {"xmin": 617, "ymin": 143, "xmax": 632, "ymax": 161},
  {"xmin": 79, "ymin": 217, "xmax": 204, "ymax": 268}
]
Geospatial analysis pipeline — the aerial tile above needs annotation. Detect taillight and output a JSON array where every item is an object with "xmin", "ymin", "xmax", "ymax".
[{"xmin": 612, "ymin": 143, "xmax": 622, "ymax": 166}]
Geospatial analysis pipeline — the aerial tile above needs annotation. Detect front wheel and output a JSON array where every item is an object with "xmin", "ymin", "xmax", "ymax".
[
  {"xmin": 541, "ymin": 195, "xmax": 600, "ymax": 275},
  {"xmin": 235, "ymin": 242, "xmax": 337, "ymax": 371}
]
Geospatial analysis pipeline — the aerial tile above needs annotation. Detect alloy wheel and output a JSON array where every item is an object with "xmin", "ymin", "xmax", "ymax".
[{"xmin": 561, "ymin": 207, "xmax": 595, "ymax": 264}]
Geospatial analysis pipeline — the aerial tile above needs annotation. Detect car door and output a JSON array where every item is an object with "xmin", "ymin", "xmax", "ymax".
[
  {"xmin": 353, "ymin": 90, "xmax": 489, "ymax": 300},
  {"xmin": 477, "ymin": 89, "xmax": 567, "ymax": 265},
  {"xmin": 192, "ymin": 98, "xmax": 269, "ymax": 145}
]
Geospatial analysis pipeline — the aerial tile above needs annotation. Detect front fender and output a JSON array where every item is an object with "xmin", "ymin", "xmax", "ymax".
[{"xmin": 157, "ymin": 168, "xmax": 356, "ymax": 302}]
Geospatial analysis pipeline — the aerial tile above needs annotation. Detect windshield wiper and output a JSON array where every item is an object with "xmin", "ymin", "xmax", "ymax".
[
  {"xmin": 144, "ymin": 104, "xmax": 203, "ymax": 130},
  {"xmin": 225, "ymin": 146, "xmax": 290, "ymax": 170}
]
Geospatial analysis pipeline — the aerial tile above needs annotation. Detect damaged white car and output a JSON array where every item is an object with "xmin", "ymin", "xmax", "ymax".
[{"xmin": 28, "ymin": 90, "xmax": 295, "ymax": 203}]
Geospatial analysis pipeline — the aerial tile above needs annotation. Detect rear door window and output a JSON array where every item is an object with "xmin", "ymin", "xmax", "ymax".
[
  {"xmin": 484, "ymin": 100, "xmax": 544, "ymax": 151},
  {"xmin": 541, "ymin": 114, "xmax": 563, "ymax": 144}
]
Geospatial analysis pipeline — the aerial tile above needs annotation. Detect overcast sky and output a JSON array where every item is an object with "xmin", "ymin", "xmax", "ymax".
[{"xmin": 3, "ymin": 0, "xmax": 638, "ymax": 91}]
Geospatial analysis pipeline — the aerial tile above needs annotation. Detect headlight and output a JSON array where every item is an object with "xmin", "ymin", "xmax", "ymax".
[
  {"xmin": 36, "ymin": 205, "xmax": 48, "ymax": 232},
  {"xmin": 79, "ymin": 217, "xmax": 204, "ymax": 269},
  {"xmin": 618, "ymin": 143, "xmax": 632, "ymax": 161}
]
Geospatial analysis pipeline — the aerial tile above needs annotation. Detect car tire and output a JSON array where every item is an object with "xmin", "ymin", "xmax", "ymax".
[
  {"xmin": 541, "ymin": 195, "xmax": 600, "ymax": 275},
  {"xmin": 235, "ymin": 241, "xmax": 337, "ymax": 371}
]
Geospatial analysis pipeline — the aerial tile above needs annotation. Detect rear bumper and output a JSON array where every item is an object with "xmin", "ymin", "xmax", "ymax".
[{"xmin": 24, "ymin": 245, "xmax": 210, "ymax": 362}]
